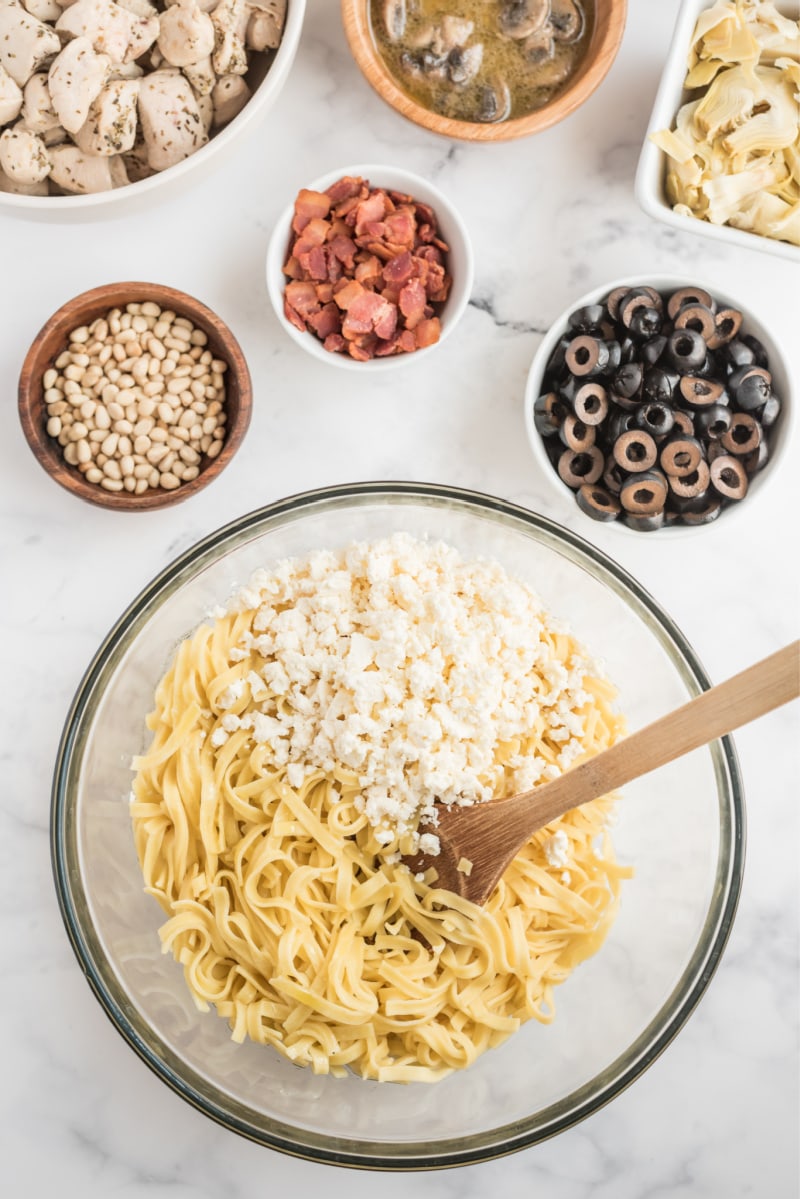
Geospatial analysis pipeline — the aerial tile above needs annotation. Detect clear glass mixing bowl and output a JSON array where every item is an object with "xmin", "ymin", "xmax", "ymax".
[{"xmin": 51, "ymin": 483, "xmax": 744, "ymax": 1168}]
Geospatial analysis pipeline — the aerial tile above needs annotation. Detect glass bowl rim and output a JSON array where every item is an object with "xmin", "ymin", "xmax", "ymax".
[{"xmin": 50, "ymin": 481, "xmax": 745, "ymax": 1170}]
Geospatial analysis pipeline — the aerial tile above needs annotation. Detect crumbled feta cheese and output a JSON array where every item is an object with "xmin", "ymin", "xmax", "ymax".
[
  {"xmin": 210, "ymin": 727, "xmax": 229, "ymax": 748},
  {"xmin": 217, "ymin": 680, "xmax": 245, "ymax": 710},
  {"xmin": 544, "ymin": 829, "xmax": 570, "ymax": 869},
  {"xmin": 418, "ymin": 832, "xmax": 441, "ymax": 856}
]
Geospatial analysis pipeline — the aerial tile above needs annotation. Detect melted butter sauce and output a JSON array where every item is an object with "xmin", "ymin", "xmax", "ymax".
[{"xmin": 370, "ymin": 0, "xmax": 594, "ymax": 123}]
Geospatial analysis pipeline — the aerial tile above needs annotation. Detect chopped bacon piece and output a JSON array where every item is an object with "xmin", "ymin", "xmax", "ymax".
[
  {"xmin": 329, "ymin": 235, "xmax": 357, "ymax": 269},
  {"xmin": 282, "ymin": 255, "xmax": 303, "ymax": 280},
  {"xmin": 354, "ymin": 190, "xmax": 387, "ymax": 235},
  {"xmin": 325, "ymin": 175, "xmax": 363, "ymax": 204},
  {"xmin": 333, "ymin": 278, "xmax": 365, "ymax": 310},
  {"xmin": 284, "ymin": 297, "xmax": 307, "ymax": 333},
  {"xmin": 285, "ymin": 281, "xmax": 320, "ymax": 318},
  {"xmin": 398, "ymin": 278, "xmax": 427, "ymax": 329},
  {"xmin": 373, "ymin": 299, "xmax": 398, "ymax": 341},
  {"xmin": 415, "ymin": 244, "xmax": 443, "ymax": 265},
  {"xmin": 337, "ymin": 195, "xmax": 362, "ymax": 222},
  {"xmin": 423, "ymin": 262, "xmax": 446, "ymax": 298},
  {"xmin": 323, "ymin": 333, "xmax": 346, "ymax": 354},
  {"xmin": 309, "ymin": 303, "xmax": 342, "ymax": 341},
  {"xmin": 291, "ymin": 189, "xmax": 332, "ymax": 234},
  {"xmin": 364, "ymin": 220, "xmax": 387, "ymax": 239},
  {"xmin": 415, "ymin": 318, "xmax": 441, "ymax": 349},
  {"xmin": 355, "ymin": 255, "xmax": 382, "ymax": 286},
  {"xmin": 365, "ymin": 240, "xmax": 394, "ymax": 261},
  {"xmin": 343, "ymin": 290, "xmax": 386, "ymax": 337},
  {"xmin": 383, "ymin": 208, "xmax": 416, "ymax": 247},
  {"xmin": 302, "ymin": 217, "xmax": 331, "ymax": 246},
  {"xmin": 297, "ymin": 243, "xmax": 327, "ymax": 281},
  {"xmin": 397, "ymin": 329, "xmax": 417, "ymax": 353},
  {"xmin": 413, "ymin": 201, "xmax": 436, "ymax": 227},
  {"xmin": 316, "ymin": 282, "xmax": 334, "ymax": 304},
  {"xmin": 383, "ymin": 250, "xmax": 414, "ymax": 285}
]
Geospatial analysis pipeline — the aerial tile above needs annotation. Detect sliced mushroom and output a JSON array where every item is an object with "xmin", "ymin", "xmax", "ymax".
[
  {"xmin": 73, "ymin": 77, "xmax": 140, "ymax": 155},
  {"xmin": 382, "ymin": 0, "xmax": 406, "ymax": 43},
  {"xmin": 522, "ymin": 27, "xmax": 555, "ymax": 65},
  {"xmin": 0, "ymin": 64, "xmax": 24, "ymax": 126},
  {"xmin": 49, "ymin": 37, "xmax": 111, "ymax": 134},
  {"xmin": 439, "ymin": 16, "xmax": 474, "ymax": 51},
  {"xmin": 550, "ymin": 0, "xmax": 584, "ymax": 43},
  {"xmin": 0, "ymin": 124, "xmax": 51, "ymax": 183},
  {"xmin": 527, "ymin": 51, "xmax": 572, "ymax": 88},
  {"xmin": 400, "ymin": 49, "xmax": 448, "ymax": 82},
  {"xmin": 0, "ymin": 4, "xmax": 62, "ymax": 87},
  {"xmin": 157, "ymin": 0, "xmax": 214, "ymax": 67},
  {"xmin": 405, "ymin": 23, "xmax": 436, "ymax": 50},
  {"xmin": 477, "ymin": 76, "xmax": 511, "ymax": 122},
  {"xmin": 498, "ymin": 0, "xmax": 550, "ymax": 40},
  {"xmin": 447, "ymin": 43, "xmax": 483, "ymax": 86}
]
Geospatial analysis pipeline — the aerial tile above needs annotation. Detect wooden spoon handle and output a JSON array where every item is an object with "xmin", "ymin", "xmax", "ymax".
[{"xmin": 515, "ymin": 640, "xmax": 800, "ymax": 835}]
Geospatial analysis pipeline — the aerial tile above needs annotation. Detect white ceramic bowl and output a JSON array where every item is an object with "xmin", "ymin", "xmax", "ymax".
[
  {"xmin": 265, "ymin": 164, "xmax": 474, "ymax": 371},
  {"xmin": 0, "ymin": 0, "xmax": 306, "ymax": 221},
  {"xmin": 634, "ymin": 0, "xmax": 800, "ymax": 264},
  {"xmin": 523, "ymin": 274, "xmax": 794, "ymax": 538}
]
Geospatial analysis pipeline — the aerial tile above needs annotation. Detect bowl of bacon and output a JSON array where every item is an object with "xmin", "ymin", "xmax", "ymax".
[{"xmin": 265, "ymin": 164, "xmax": 474, "ymax": 368}]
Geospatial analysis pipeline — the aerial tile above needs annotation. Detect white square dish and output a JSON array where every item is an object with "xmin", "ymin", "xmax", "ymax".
[{"xmin": 634, "ymin": 0, "xmax": 800, "ymax": 264}]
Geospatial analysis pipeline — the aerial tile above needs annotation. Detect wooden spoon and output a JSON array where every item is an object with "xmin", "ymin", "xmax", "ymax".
[{"xmin": 404, "ymin": 641, "xmax": 799, "ymax": 906}]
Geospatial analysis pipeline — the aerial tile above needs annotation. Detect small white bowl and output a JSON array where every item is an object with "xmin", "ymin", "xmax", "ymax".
[
  {"xmin": 0, "ymin": 0, "xmax": 305, "ymax": 221},
  {"xmin": 265, "ymin": 164, "xmax": 474, "ymax": 371},
  {"xmin": 635, "ymin": 0, "xmax": 800, "ymax": 265},
  {"xmin": 523, "ymin": 274, "xmax": 794, "ymax": 537}
]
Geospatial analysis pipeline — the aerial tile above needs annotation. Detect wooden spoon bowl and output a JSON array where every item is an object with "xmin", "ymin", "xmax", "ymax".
[
  {"xmin": 18, "ymin": 282, "xmax": 253, "ymax": 512},
  {"xmin": 342, "ymin": 0, "xmax": 628, "ymax": 143}
]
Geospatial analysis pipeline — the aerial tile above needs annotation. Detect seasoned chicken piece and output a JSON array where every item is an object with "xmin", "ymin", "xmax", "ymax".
[
  {"xmin": 158, "ymin": 0, "xmax": 215, "ymax": 67},
  {"xmin": 20, "ymin": 72, "xmax": 61, "ymax": 134},
  {"xmin": 0, "ymin": 123, "xmax": 51, "ymax": 182},
  {"xmin": 195, "ymin": 89, "xmax": 212, "ymax": 132},
  {"xmin": 121, "ymin": 131, "xmax": 153, "ymax": 180},
  {"xmin": 43, "ymin": 123, "xmax": 68, "ymax": 145},
  {"xmin": 211, "ymin": 72, "xmax": 250, "ymax": 125},
  {"xmin": 56, "ymin": 0, "xmax": 159, "ymax": 65},
  {"xmin": 0, "ymin": 63, "xmax": 24, "ymax": 126},
  {"xmin": 0, "ymin": 165, "xmax": 48, "ymax": 193},
  {"xmin": 245, "ymin": 0, "xmax": 284, "ymax": 51},
  {"xmin": 211, "ymin": 0, "xmax": 248, "ymax": 76},
  {"xmin": 74, "ymin": 77, "xmax": 140, "ymax": 154},
  {"xmin": 49, "ymin": 37, "xmax": 111, "ymax": 133},
  {"xmin": 137, "ymin": 67, "xmax": 208, "ymax": 170},
  {"xmin": 49, "ymin": 142, "xmax": 118, "ymax": 190},
  {"xmin": 115, "ymin": 0, "xmax": 156, "ymax": 15},
  {"xmin": 182, "ymin": 54, "xmax": 216, "ymax": 96},
  {"xmin": 0, "ymin": 2, "xmax": 62, "ymax": 87}
]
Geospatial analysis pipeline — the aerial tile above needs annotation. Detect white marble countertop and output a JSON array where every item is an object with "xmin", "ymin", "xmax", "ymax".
[{"xmin": 2, "ymin": 1, "xmax": 798, "ymax": 1194}]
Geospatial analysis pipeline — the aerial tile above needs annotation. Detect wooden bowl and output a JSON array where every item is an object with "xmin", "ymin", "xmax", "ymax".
[
  {"xmin": 342, "ymin": 0, "xmax": 628, "ymax": 142},
  {"xmin": 18, "ymin": 283, "xmax": 252, "ymax": 511}
]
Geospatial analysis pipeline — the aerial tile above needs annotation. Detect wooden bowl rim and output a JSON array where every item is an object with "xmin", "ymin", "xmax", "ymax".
[
  {"xmin": 342, "ymin": 0, "xmax": 628, "ymax": 143},
  {"xmin": 18, "ymin": 282, "xmax": 253, "ymax": 512}
]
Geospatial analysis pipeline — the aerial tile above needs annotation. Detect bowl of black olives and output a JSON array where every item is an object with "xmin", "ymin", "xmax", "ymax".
[{"xmin": 524, "ymin": 276, "xmax": 793, "ymax": 534}]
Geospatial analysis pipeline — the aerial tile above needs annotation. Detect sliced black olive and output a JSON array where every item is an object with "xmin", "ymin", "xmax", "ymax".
[
  {"xmin": 681, "ymin": 496, "xmax": 722, "ymax": 525},
  {"xmin": 673, "ymin": 303, "xmax": 716, "ymax": 343},
  {"xmin": 567, "ymin": 304, "xmax": 607, "ymax": 333},
  {"xmin": 613, "ymin": 429, "xmax": 658, "ymax": 472},
  {"xmin": 629, "ymin": 306, "xmax": 663, "ymax": 340},
  {"xmin": 666, "ymin": 328, "xmax": 707, "ymax": 373},
  {"xmin": 643, "ymin": 367, "xmax": 680, "ymax": 404},
  {"xmin": 642, "ymin": 335, "xmax": 668, "ymax": 366},
  {"xmin": 705, "ymin": 439, "xmax": 728, "ymax": 464},
  {"xmin": 660, "ymin": 435, "xmax": 703, "ymax": 477},
  {"xmin": 740, "ymin": 333, "xmax": 769, "ymax": 369},
  {"xmin": 573, "ymin": 382, "xmax": 608, "ymax": 425},
  {"xmin": 620, "ymin": 289, "xmax": 660, "ymax": 330},
  {"xmin": 708, "ymin": 307, "xmax": 743, "ymax": 349},
  {"xmin": 604, "ymin": 340, "xmax": 622, "ymax": 372},
  {"xmin": 534, "ymin": 391, "xmax": 569, "ymax": 436},
  {"xmin": 560, "ymin": 412, "xmax": 596, "ymax": 451},
  {"xmin": 606, "ymin": 286, "xmax": 630, "ymax": 321},
  {"xmin": 576, "ymin": 483, "xmax": 621, "ymax": 522},
  {"xmin": 720, "ymin": 338, "xmax": 756, "ymax": 372},
  {"xmin": 667, "ymin": 287, "xmax": 715, "ymax": 320},
  {"xmin": 602, "ymin": 458, "xmax": 627, "ymax": 494},
  {"xmin": 710, "ymin": 455, "xmax": 748, "ymax": 501},
  {"xmin": 620, "ymin": 336, "xmax": 638, "ymax": 364},
  {"xmin": 678, "ymin": 375, "xmax": 726, "ymax": 408},
  {"xmin": 544, "ymin": 335, "xmax": 572, "ymax": 383},
  {"xmin": 565, "ymin": 335, "xmax": 609, "ymax": 377},
  {"xmin": 730, "ymin": 366, "xmax": 772, "ymax": 411},
  {"xmin": 672, "ymin": 409, "xmax": 695, "ymax": 436},
  {"xmin": 598, "ymin": 319, "xmax": 617, "ymax": 341},
  {"xmin": 624, "ymin": 510, "xmax": 666, "ymax": 532},
  {"xmin": 607, "ymin": 407, "xmax": 638, "ymax": 442},
  {"xmin": 668, "ymin": 459, "xmax": 710, "ymax": 499},
  {"xmin": 695, "ymin": 404, "xmax": 732, "ymax": 439},
  {"xmin": 721, "ymin": 413, "xmax": 761, "ymax": 456},
  {"xmin": 669, "ymin": 488, "xmax": 712, "ymax": 515},
  {"xmin": 558, "ymin": 446, "xmax": 604, "ymax": 488},
  {"xmin": 611, "ymin": 361, "xmax": 643, "ymax": 400},
  {"xmin": 760, "ymin": 394, "xmax": 781, "ymax": 427},
  {"xmin": 620, "ymin": 469, "xmax": 668, "ymax": 515},
  {"xmin": 635, "ymin": 401, "xmax": 675, "ymax": 439},
  {"xmin": 743, "ymin": 440, "xmax": 769, "ymax": 475}
]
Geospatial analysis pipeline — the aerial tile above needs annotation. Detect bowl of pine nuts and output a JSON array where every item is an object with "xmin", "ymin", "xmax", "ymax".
[{"xmin": 18, "ymin": 283, "xmax": 252, "ymax": 510}]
